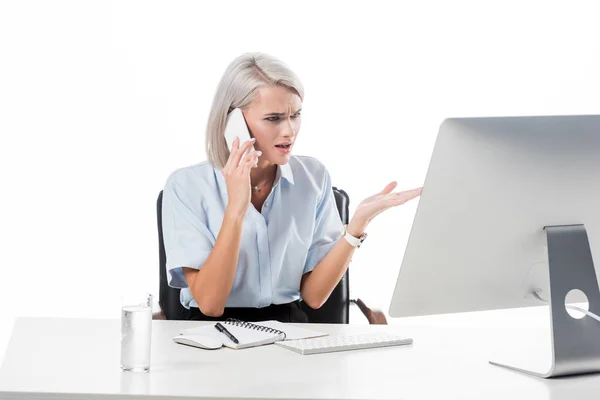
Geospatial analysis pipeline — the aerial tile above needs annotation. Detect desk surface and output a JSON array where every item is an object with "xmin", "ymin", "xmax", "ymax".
[{"xmin": 1, "ymin": 309, "xmax": 600, "ymax": 399}]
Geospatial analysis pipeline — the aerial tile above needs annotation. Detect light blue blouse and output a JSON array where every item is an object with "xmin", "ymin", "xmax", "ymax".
[{"xmin": 161, "ymin": 155, "xmax": 343, "ymax": 309}]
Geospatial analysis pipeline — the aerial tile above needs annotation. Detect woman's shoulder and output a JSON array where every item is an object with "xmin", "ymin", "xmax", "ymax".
[
  {"xmin": 289, "ymin": 155, "xmax": 329, "ymax": 177},
  {"xmin": 287, "ymin": 156, "xmax": 334, "ymax": 194},
  {"xmin": 163, "ymin": 161, "xmax": 217, "ymax": 195}
]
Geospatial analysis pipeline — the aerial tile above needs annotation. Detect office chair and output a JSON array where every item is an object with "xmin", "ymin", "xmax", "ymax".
[{"xmin": 153, "ymin": 188, "xmax": 387, "ymax": 324}]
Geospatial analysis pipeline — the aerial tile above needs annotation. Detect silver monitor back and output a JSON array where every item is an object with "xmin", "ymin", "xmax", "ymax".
[{"xmin": 389, "ymin": 115, "xmax": 600, "ymax": 318}]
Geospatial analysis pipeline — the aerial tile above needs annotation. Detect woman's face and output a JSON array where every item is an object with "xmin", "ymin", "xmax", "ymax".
[{"xmin": 242, "ymin": 85, "xmax": 302, "ymax": 165}]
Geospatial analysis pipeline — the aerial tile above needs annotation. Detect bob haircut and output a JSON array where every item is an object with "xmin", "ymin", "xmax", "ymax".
[{"xmin": 205, "ymin": 52, "xmax": 304, "ymax": 169}]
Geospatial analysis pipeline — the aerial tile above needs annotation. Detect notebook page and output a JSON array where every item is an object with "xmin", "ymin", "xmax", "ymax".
[
  {"xmin": 221, "ymin": 323, "xmax": 284, "ymax": 349},
  {"xmin": 256, "ymin": 321, "xmax": 328, "ymax": 341},
  {"xmin": 180, "ymin": 323, "xmax": 283, "ymax": 349}
]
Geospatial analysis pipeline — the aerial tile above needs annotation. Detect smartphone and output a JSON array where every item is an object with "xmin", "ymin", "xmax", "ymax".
[{"xmin": 224, "ymin": 108, "xmax": 255, "ymax": 155}]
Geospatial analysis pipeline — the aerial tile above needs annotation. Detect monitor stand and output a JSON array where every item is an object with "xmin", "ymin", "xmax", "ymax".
[{"xmin": 490, "ymin": 224, "xmax": 600, "ymax": 378}]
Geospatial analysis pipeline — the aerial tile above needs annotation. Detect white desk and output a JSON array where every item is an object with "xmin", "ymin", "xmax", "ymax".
[{"xmin": 1, "ymin": 308, "xmax": 600, "ymax": 399}]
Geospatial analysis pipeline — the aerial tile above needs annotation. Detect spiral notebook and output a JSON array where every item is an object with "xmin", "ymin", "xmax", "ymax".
[{"xmin": 179, "ymin": 319, "xmax": 328, "ymax": 350}]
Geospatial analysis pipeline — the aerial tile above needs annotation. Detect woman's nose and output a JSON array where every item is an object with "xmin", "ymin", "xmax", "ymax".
[{"xmin": 281, "ymin": 117, "xmax": 296, "ymax": 137}]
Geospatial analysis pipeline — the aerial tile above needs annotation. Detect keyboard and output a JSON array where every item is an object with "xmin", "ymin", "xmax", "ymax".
[{"xmin": 275, "ymin": 332, "xmax": 413, "ymax": 355}]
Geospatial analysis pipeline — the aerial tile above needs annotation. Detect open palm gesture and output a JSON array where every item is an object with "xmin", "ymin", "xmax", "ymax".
[{"xmin": 348, "ymin": 182, "xmax": 422, "ymax": 235}]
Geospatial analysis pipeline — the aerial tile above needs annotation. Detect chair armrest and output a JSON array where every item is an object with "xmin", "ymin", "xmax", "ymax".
[
  {"xmin": 152, "ymin": 310, "xmax": 166, "ymax": 320},
  {"xmin": 351, "ymin": 298, "xmax": 388, "ymax": 325}
]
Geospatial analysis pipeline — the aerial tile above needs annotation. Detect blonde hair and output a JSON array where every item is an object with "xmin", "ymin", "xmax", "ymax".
[{"xmin": 205, "ymin": 52, "xmax": 305, "ymax": 169}]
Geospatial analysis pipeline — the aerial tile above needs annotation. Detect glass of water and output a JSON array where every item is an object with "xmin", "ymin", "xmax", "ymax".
[{"xmin": 120, "ymin": 292, "xmax": 153, "ymax": 372}]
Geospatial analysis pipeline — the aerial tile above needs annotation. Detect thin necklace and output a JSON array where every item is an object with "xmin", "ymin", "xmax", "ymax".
[
  {"xmin": 252, "ymin": 180, "xmax": 271, "ymax": 192},
  {"xmin": 252, "ymin": 166, "xmax": 277, "ymax": 192}
]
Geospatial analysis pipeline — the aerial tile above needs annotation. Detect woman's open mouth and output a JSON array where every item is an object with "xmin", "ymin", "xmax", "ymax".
[{"xmin": 275, "ymin": 143, "xmax": 292, "ymax": 153}]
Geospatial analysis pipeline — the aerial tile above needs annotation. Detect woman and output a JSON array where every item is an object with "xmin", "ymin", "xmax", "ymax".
[{"xmin": 162, "ymin": 52, "xmax": 421, "ymax": 323}]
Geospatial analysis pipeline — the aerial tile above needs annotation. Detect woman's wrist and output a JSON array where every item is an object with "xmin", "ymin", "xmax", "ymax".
[
  {"xmin": 346, "ymin": 217, "xmax": 368, "ymax": 238},
  {"xmin": 225, "ymin": 205, "xmax": 247, "ymax": 221}
]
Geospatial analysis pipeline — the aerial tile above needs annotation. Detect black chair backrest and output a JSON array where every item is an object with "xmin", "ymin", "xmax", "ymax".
[
  {"xmin": 156, "ymin": 187, "xmax": 350, "ymax": 323},
  {"xmin": 157, "ymin": 191, "xmax": 190, "ymax": 320},
  {"xmin": 299, "ymin": 187, "xmax": 350, "ymax": 323}
]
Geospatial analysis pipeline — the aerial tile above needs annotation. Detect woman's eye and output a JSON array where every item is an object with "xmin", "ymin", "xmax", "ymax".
[{"xmin": 266, "ymin": 113, "xmax": 300, "ymax": 122}]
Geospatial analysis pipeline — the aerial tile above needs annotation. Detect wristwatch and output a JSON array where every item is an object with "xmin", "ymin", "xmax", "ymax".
[{"xmin": 342, "ymin": 225, "xmax": 368, "ymax": 248}]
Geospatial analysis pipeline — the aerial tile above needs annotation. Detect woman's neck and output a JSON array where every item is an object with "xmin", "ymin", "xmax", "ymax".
[{"xmin": 250, "ymin": 160, "xmax": 277, "ymax": 187}]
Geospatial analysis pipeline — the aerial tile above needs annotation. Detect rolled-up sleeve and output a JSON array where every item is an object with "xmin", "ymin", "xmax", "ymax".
[
  {"xmin": 162, "ymin": 176, "xmax": 215, "ymax": 289},
  {"xmin": 303, "ymin": 169, "xmax": 344, "ymax": 274}
]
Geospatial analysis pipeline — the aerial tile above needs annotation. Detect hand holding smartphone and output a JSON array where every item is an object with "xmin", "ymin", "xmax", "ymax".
[
  {"xmin": 224, "ymin": 108, "xmax": 256, "ymax": 158},
  {"xmin": 222, "ymin": 108, "xmax": 261, "ymax": 216}
]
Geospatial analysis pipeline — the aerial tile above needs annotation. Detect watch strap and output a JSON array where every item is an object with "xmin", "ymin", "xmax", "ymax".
[{"xmin": 343, "ymin": 225, "xmax": 367, "ymax": 248}]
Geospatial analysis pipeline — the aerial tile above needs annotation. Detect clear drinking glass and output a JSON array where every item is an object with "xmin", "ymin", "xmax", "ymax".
[{"xmin": 120, "ymin": 292, "xmax": 153, "ymax": 372}]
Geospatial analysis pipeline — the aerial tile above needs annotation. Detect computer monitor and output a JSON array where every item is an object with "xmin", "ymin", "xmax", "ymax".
[{"xmin": 389, "ymin": 115, "xmax": 600, "ymax": 318}]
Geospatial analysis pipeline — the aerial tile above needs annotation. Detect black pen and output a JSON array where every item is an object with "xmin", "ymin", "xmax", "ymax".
[{"xmin": 215, "ymin": 322, "xmax": 239, "ymax": 344}]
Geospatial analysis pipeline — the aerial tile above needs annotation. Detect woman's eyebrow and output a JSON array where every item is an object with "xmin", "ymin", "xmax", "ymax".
[{"xmin": 264, "ymin": 108, "xmax": 302, "ymax": 117}]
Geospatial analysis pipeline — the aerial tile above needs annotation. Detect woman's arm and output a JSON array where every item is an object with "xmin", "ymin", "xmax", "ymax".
[
  {"xmin": 182, "ymin": 207, "xmax": 245, "ymax": 317},
  {"xmin": 300, "ymin": 183, "xmax": 422, "ymax": 309},
  {"xmin": 181, "ymin": 138, "xmax": 260, "ymax": 317},
  {"xmin": 300, "ymin": 222, "xmax": 364, "ymax": 309}
]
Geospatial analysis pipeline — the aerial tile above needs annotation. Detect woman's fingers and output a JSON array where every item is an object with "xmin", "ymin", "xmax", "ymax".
[
  {"xmin": 240, "ymin": 150, "xmax": 261, "ymax": 175},
  {"xmin": 404, "ymin": 187, "xmax": 423, "ymax": 198},
  {"xmin": 387, "ymin": 187, "xmax": 423, "ymax": 205},
  {"xmin": 357, "ymin": 186, "xmax": 423, "ymax": 224},
  {"xmin": 362, "ymin": 181, "xmax": 399, "ymax": 203},
  {"xmin": 223, "ymin": 137, "xmax": 239, "ymax": 171},
  {"xmin": 240, "ymin": 150, "xmax": 261, "ymax": 169},
  {"xmin": 380, "ymin": 181, "xmax": 398, "ymax": 195},
  {"xmin": 229, "ymin": 138, "xmax": 256, "ymax": 168}
]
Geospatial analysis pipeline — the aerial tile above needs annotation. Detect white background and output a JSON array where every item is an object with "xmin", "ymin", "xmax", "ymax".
[{"xmin": 1, "ymin": 0, "xmax": 599, "ymax": 363}]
